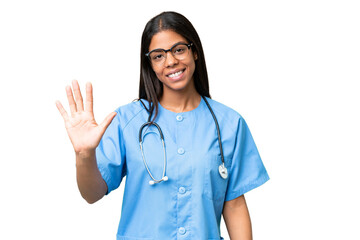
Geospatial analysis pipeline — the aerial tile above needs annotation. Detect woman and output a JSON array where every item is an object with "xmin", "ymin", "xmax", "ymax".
[{"xmin": 56, "ymin": 11, "xmax": 269, "ymax": 240}]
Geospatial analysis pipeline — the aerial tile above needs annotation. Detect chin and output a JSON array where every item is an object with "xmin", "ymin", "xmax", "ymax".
[
  {"xmin": 163, "ymin": 83, "xmax": 189, "ymax": 92},
  {"xmin": 162, "ymin": 78, "xmax": 193, "ymax": 92}
]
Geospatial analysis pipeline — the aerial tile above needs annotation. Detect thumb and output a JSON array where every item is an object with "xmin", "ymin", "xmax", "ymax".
[{"xmin": 98, "ymin": 111, "xmax": 117, "ymax": 135}]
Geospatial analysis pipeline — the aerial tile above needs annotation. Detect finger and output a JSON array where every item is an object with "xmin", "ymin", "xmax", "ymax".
[
  {"xmin": 55, "ymin": 100, "xmax": 70, "ymax": 122},
  {"xmin": 66, "ymin": 85, "xmax": 77, "ymax": 115},
  {"xmin": 72, "ymin": 80, "xmax": 84, "ymax": 112},
  {"xmin": 99, "ymin": 112, "xmax": 117, "ymax": 136},
  {"xmin": 85, "ymin": 82, "xmax": 93, "ymax": 114}
]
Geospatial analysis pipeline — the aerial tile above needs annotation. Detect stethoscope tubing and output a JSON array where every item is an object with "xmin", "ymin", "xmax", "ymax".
[
  {"xmin": 138, "ymin": 96, "xmax": 227, "ymax": 185},
  {"xmin": 201, "ymin": 96, "xmax": 225, "ymax": 165},
  {"xmin": 139, "ymin": 122, "xmax": 168, "ymax": 184}
]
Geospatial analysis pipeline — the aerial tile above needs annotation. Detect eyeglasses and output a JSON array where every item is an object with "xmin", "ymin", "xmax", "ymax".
[{"xmin": 145, "ymin": 42, "xmax": 193, "ymax": 66}]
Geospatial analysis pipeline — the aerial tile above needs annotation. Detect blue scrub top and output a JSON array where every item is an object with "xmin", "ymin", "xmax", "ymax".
[{"xmin": 96, "ymin": 97, "xmax": 269, "ymax": 240}]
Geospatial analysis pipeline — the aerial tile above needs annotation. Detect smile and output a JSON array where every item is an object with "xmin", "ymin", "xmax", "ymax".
[{"xmin": 167, "ymin": 70, "xmax": 184, "ymax": 78}]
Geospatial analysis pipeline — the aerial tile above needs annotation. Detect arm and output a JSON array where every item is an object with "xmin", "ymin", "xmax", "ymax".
[
  {"xmin": 223, "ymin": 195, "xmax": 252, "ymax": 240},
  {"xmin": 75, "ymin": 150, "xmax": 108, "ymax": 204},
  {"xmin": 56, "ymin": 80, "xmax": 116, "ymax": 204}
]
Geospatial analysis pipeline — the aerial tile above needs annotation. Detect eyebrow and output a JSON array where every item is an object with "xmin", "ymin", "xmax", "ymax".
[{"xmin": 148, "ymin": 41, "xmax": 188, "ymax": 53}]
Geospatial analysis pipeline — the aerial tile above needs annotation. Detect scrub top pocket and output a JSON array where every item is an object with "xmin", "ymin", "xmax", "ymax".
[{"xmin": 203, "ymin": 154, "xmax": 230, "ymax": 201}]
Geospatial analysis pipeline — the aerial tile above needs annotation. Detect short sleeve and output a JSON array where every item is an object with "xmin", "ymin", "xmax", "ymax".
[
  {"xmin": 225, "ymin": 117, "xmax": 269, "ymax": 201},
  {"xmin": 96, "ymin": 110, "xmax": 126, "ymax": 194}
]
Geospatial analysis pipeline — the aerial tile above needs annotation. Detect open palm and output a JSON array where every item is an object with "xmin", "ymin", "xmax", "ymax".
[{"xmin": 56, "ymin": 80, "xmax": 116, "ymax": 154}]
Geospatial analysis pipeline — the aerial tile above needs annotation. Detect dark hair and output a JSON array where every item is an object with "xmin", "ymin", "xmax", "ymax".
[{"xmin": 138, "ymin": 11, "xmax": 210, "ymax": 122}]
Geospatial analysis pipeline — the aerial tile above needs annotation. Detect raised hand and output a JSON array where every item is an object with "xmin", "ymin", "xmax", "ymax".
[{"xmin": 56, "ymin": 80, "xmax": 117, "ymax": 154}]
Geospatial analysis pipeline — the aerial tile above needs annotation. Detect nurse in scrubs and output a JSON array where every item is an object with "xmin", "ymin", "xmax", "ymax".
[{"xmin": 56, "ymin": 11, "xmax": 269, "ymax": 240}]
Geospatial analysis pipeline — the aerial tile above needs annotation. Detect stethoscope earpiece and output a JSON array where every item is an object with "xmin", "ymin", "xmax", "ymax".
[{"xmin": 148, "ymin": 176, "xmax": 168, "ymax": 185}]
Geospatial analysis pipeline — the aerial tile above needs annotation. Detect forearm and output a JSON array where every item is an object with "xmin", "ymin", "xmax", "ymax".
[
  {"xmin": 76, "ymin": 150, "xmax": 107, "ymax": 204},
  {"xmin": 223, "ymin": 195, "xmax": 252, "ymax": 240}
]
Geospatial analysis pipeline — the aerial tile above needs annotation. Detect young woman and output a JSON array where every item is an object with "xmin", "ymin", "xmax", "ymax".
[{"xmin": 56, "ymin": 11, "xmax": 269, "ymax": 240}]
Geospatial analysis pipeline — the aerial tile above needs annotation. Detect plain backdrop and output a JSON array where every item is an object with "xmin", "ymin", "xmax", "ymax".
[{"xmin": 0, "ymin": 0, "xmax": 359, "ymax": 239}]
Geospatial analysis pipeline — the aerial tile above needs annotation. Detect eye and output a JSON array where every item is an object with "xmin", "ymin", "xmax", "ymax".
[
  {"xmin": 153, "ymin": 54, "xmax": 163, "ymax": 60},
  {"xmin": 150, "ymin": 51, "xmax": 165, "ymax": 61},
  {"xmin": 173, "ymin": 45, "xmax": 187, "ymax": 55}
]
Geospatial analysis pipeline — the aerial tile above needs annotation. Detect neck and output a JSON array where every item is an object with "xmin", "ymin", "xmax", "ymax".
[{"xmin": 159, "ymin": 82, "xmax": 201, "ymax": 113}]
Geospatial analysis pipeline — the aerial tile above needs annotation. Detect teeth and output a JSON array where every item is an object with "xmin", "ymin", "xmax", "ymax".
[{"xmin": 168, "ymin": 70, "xmax": 183, "ymax": 78}]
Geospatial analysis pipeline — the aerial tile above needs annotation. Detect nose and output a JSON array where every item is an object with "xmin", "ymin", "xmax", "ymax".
[{"xmin": 164, "ymin": 51, "xmax": 178, "ymax": 67}]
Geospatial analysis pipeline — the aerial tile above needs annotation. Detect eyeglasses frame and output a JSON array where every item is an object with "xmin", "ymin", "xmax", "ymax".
[{"xmin": 145, "ymin": 42, "xmax": 194, "ymax": 63}]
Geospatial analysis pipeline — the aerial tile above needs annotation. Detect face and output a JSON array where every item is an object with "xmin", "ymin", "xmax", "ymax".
[{"xmin": 148, "ymin": 30, "xmax": 197, "ymax": 94}]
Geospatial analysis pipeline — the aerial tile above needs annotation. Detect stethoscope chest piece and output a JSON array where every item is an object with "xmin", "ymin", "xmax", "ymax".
[{"xmin": 219, "ymin": 163, "xmax": 228, "ymax": 179}]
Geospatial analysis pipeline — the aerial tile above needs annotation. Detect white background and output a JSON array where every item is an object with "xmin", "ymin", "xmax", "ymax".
[{"xmin": 1, "ymin": 0, "xmax": 359, "ymax": 239}]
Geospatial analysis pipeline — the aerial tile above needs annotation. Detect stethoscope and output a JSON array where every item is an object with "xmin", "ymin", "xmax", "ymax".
[{"xmin": 139, "ymin": 96, "xmax": 228, "ymax": 185}]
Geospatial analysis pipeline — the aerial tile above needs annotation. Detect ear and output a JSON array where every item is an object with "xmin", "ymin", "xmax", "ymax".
[{"xmin": 194, "ymin": 51, "xmax": 198, "ymax": 61}]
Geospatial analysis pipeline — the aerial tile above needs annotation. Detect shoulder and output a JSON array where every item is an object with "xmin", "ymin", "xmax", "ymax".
[
  {"xmin": 114, "ymin": 99, "xmax": 148, "ymax": 129},
  {"xmin": 204, "ymin": 97, "xmax": 244, "ymax": 126}
]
